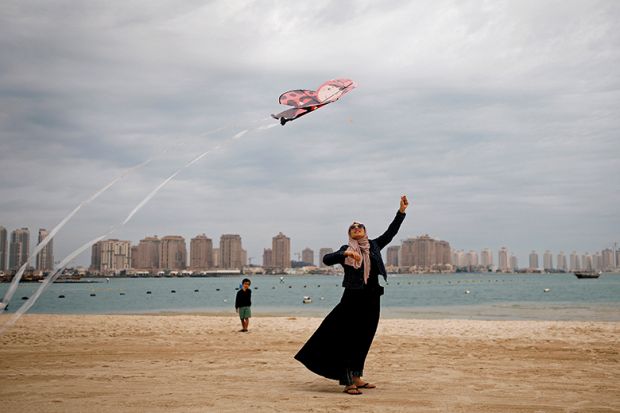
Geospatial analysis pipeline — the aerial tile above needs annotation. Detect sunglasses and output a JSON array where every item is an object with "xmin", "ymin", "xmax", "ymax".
[{"xmin": 349, "ymin": 223, "xmax": 365, "ymax": 230}]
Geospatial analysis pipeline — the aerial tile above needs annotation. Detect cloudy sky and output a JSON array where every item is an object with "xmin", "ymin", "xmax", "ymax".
[{"xmin": 1, "ymin": 0, "xmax": 619, "ymax": 267}]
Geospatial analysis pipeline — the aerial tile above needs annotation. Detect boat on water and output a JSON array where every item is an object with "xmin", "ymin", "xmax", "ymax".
[
  {"xmin": 574, "ymin": 271, "xmax": 602, "ymax": 279},
  {"xmin": 302, "ymin": 296, "xmax": 312, "ymax": 304}
]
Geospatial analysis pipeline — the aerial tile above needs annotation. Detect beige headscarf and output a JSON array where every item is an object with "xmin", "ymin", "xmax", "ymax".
[{"xmin": 344, "ymin": 225, "xmax": 371, "ymax": 284}]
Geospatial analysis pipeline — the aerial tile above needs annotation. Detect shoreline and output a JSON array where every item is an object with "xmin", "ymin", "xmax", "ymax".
[{"xmin": 4, "ymin": 300, "xmax": 620, "ymax": 322}]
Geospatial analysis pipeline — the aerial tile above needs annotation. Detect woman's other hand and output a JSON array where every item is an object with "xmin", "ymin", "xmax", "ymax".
[
  {"xmin": 399, "ymin": 195, "xmax": 409, "ymax": 213},
  {"xmin": 344, "ymin": 250, "xmax": 362, "ymax": 262}
]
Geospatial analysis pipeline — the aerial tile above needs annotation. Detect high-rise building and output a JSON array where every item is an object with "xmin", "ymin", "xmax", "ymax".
[
  {"xmin": 302, "ymin": 248, "xmax": 314, "ymax": 266},
  {"xmin": 466, "ymin": 250, "xmax": 479, "ymax": 267},
  {"xmin": 35, "ymin": 228, "xmax": 54, "ymax": 271},
  {"xmin": 480, "ymin": 248, "xmax": 493, "ymax": 268},
  {"xmin": 240, "ymin": 249, "xmax": 247, "ymax": 267},
  {"xmin": 263, "ymin": 248, "xmax": 273, "ymax": 268},
  {"xmin": 510, "ymin": 255, "xmax": 518, "ymax": 271},
  {"xmin": 593, "ymin": 253, "xmax": 602, "ymax": 271},
  {"xmin": 543, "ymin": 250, "xmax": 553, "ymax": 271},
  {"xmin": 190, "ymin": 234, "xmax": 213, "ymax": 270},
  {"xmin": 601, "ymin": 248, "xmax": 614, "ymax": 271},
  {"xmin": 0, "ymin": 226, "xmax": 7, "ymax": 271},
  {"xmin": 386, "ymin": 245, "xmax": 400, "ymax": 267},
  {"xmin": 220, "ymin": 234, "xmax": 243, "ymax": 269},
  {"xmin": 529, "ymin": 251, "xmax": 539, "ymax": 270},
  {"xmin": 131, "ymin": 246, "xmax": 139, "ymax": 269},
  {"xmin": 452, "ymin": 250, "xmax": 465, "ymax": 267},
  {"xmin": 556, "ymin": 251, "xmax": 567, "ymax": 272},
  {"xmin": 582, "ymin": 253, "xmax": 593, "ymax": 271},
  {"xmin": 91, "ymin": 239, "xmax": 132, "ymax": 273},
  {"xmin": 498, "ymin": 247, "xmax": 509, "ymax": 272},
  {"xmin": 134, "ymin": 236, "xmax": 160, "ymax": 270},
  {"xmin": 9, "ymin": 228, "xmax": 30, "ymax": 270},
  {"xmin": 159, "ymin": 236, "xmax": 187, "ymax": 270},
  {"xmin": 212, "ymin": 248, "xmax": 220, "ymax": 268},
  {"xmin": 570, "ymin": 251, "xmax": 581, "ymax": 271},
  {"xmin": 272, "ymin": 232, "xmax": 291, "ymax": 270},
  {"xmin": 319, "ymin": 248, "xmax": 333, "ymax": 267},
  {"xmin": 399, "ymin": 235, "xmax": 451, "ymax": 269}
]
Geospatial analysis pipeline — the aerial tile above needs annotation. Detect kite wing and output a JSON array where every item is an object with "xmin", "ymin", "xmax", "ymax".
[
  {"xmin": 316, "ymin": 78, "xmax": 357, "ymax": 104},
  {"xmin": 271, "ymin": 78, "xmax": 356, "ymax": 125},
  {"xmin": 279, "ymin": 89, "xmax": 321, "ymax": 108}
]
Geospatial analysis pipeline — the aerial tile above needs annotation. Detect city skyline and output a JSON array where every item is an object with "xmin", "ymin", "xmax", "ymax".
[
  {"xmin": 1, "ymin": 3, "xmax": 618, "ymax": 275},
  {"xmin": 1, "ymin": 223, "xmax": 616, "ymax": 273}
]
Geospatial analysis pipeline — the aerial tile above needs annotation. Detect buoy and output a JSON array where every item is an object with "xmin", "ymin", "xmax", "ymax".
[
  {"xmin": 194, "ymin": 289, "xmax": 199, "ymax": 292},
  {"xmin": 171, "ymin": 290, "xmax": 176, "ymax": 293},
  {"xmin": 58, "ymin": 295, "xmax": 65, "ymax": 298},
  {"xmin": 223, "ymin": 299, "xmax": 228, "ymax": 303},
  {"xmin": 317, "ymin": 285, "xmax": 320, "ymax": 288},
  {"xmin": 254, "ymin": 287, "xmax": 258, "ymax": 290},
  {"xmin": 320, "ymin": 297, "xmax": 325, "ymax": 300},
  {"xmin": 119, "ymin": 292, "xmax": 125, "ymax": 296},
  {"xmin": 21, "ymin": 296, "xmax": 28, "ymax": 300},
  {"xmin": 465, "ymin": 290, "xmax": 470, "ymax": 294},
  {"xmin": 216, "ymin": 288, "xmax": 220, "ymax": 291},
  {"xmin": 544, "ymin": 288, "xmax": 550, "ymax": 292},
  {"xmin": 288, "ymin": 286, "xmax": 292, "ymax": 289},
  {"xmin": 146, "ymin": 291, "xmax": 152, "ymax": 294},
  {"xmin": 90, "ymin": 293, "xmax": 96, "ymax": 297}
]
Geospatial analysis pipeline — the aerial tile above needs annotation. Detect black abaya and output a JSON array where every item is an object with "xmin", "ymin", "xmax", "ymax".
[{"xmin": 294, "ymin": 282, "xmax": 382, "ymax": 385}]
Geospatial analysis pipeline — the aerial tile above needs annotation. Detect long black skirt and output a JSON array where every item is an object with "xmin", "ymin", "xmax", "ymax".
[{"xmin": 294, "ymin": 287, "xmax": 381, "ymax": 385}]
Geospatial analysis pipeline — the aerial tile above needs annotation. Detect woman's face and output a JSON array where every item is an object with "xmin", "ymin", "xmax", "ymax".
[{"xmin": 349, "ymin": 222, "xmax": 366, "ymax": 240}]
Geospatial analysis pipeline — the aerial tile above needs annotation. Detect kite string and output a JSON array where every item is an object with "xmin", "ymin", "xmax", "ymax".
[
  {"xmin": 6, "ymin": 124, "xmax": 239, "ymax": 296},
  {"xmin": 0, "ymin": 121, "xmax": 277, "ymax": 335},
  {"xmin": 0, "ymin": 125, "xmax": 236, "ymax": 312}
]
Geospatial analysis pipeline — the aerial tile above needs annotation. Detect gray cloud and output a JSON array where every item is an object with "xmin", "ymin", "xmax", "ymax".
[{"xmin": 1, "ymin": 0, "xmax": 619, "ymax": 266}]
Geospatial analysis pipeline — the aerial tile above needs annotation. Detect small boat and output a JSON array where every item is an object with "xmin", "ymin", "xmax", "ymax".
[
  {"xmin": 574, "ymin": 271, "xmax": 601, "ymax": 279},
  {"xmin": 302, "ymin": 296, "xmax": 312, "ymax": 304}
]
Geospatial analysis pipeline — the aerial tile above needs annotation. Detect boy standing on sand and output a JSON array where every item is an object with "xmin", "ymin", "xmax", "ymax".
[{"xmin": 235, "ymin": 278, "xmax": 252, "ymax": 332}]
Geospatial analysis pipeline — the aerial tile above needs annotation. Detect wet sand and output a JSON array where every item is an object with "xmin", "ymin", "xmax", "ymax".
[{"xmin": 1, "ymin": 314, "xmax": 619, "ymax": 412}]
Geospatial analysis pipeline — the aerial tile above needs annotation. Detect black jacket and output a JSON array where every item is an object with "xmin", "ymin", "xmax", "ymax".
[
  {"xmin": 323, "ymin": 211, "xmax": 406, "ymax": 289},
  {"xmin": 235, "ymin": 288, "xmax": 252, "ymax": 308}
]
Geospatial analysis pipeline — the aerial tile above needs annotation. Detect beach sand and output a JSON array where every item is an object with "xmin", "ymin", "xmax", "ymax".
[{"xmin": 1, "ymin": 314, "xmax": 618, "ymax": 413}]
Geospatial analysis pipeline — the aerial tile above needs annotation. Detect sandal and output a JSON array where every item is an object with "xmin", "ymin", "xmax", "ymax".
[
  {"xmin": 356, "ymin": 382, "xmax": 376, "ymax": 389},
  {"xmin": 343, "ymin": 385, "xmax": 362, "ymax": 395}
]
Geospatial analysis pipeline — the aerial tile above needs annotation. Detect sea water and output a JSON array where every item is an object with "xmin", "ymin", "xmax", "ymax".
[{"xmin": 1, "ymin": 273, "xmax": 619, "ymax": 321}]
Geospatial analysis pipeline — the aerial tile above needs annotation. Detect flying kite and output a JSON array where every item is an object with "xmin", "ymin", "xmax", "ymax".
[{"xmin": 271, "ymin": 78, "xmax": 357, "ymax": 125}]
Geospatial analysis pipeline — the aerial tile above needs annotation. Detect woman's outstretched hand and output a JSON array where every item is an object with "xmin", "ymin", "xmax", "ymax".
[{"xmin": 399, "ymin": 195, "xmax": 409, "ymax": 213}]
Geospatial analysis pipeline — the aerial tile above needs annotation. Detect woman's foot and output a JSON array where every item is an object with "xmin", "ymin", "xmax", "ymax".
[
  {"xmin": 343, "ymin": 385, "xmax": 362, "ymax": 395},
  {"xmin": 353, "ymin": 378, "xmax": 376, "ymax": 389}
]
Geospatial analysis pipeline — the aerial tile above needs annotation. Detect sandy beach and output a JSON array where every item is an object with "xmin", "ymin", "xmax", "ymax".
[{"xmin": 1, "ymin": 314, "xmax": 618, "ymax": 413}]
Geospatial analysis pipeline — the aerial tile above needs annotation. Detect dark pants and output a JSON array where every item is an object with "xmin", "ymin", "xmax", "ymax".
[{"xmin": 294, "ymin": 287, "xmax": 381, "ymax": 385}]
